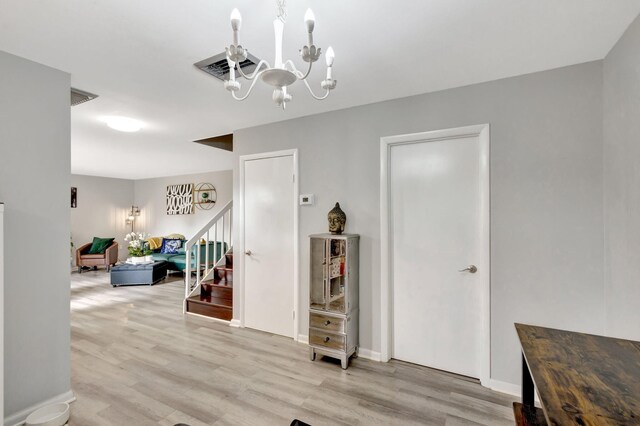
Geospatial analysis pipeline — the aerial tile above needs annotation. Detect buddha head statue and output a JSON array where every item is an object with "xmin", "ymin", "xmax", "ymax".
[{"xmin": 328, "ymin": 202, "xmax": 346, "ymax": 235}]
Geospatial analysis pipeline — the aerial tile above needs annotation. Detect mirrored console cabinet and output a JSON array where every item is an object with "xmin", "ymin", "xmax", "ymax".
[{"xmin": 309, "ymin": 233, "xmax": 359, "ymax": 369}]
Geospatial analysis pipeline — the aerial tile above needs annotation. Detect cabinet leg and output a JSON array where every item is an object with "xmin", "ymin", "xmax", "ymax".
[
  {"xmin": 341, "ymin": 356, "xmax": 348, "ymax": 370},
  {"xmin": 309, "ymin": 347, "xmax": 316, "ymax": 361},
  {"xmin": 353, "ymin": 347, "xmax": 359, "ymax": 359}
]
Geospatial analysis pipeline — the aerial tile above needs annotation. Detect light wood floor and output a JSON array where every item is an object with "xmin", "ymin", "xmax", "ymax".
[{"xmin": 70, "ymin": 271, "xmax": 516, "ymax": 425}]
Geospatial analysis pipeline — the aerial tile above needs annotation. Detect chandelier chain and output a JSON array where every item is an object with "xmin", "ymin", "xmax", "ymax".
[{"xmin": 276, "ymin": 0, "xmax": 287, "ymax": 23}]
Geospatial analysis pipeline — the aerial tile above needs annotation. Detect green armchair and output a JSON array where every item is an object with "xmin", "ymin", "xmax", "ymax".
[{"xmin": 76, "ymin": 241, "xmax": 118, "ymax": 273}]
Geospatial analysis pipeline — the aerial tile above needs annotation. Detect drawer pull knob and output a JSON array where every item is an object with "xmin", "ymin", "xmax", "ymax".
[
  {"xmin": 324, "ymin": 337, "xmax": 331, "ymax": 342},
  {"xmin": 324, "ymin": 320, "xmax": 331, "ymax": 326}
]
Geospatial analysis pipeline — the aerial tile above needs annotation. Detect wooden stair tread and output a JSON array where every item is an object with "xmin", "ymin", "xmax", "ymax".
[
  {"xmin": 186, "ymin": 297, "xmax": 232, "ymax": 321},
  {"xmin": 187, "ymin": 295, "xmax": 232, "ymax": 308},
  {"xmin": 201, "ymin": 278, "xmax": 232, "ymax": 288}
]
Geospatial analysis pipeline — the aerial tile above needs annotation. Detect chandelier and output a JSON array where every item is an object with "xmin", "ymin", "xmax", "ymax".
[{"xmin": 223, "ymin": 0, "xmax": 336, "ymax": 109}]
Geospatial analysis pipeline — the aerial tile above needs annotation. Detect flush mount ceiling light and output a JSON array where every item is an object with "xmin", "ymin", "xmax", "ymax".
[
  {"xmin": 102, "ymin": 116, "xmax": 143, "ymax": 132},
  {"xmin": 222, "ymin": 0, "xmax": 337, "ymax": 109}
]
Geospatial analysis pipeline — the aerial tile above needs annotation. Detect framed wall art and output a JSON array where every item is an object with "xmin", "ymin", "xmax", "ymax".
[{"xmin": 166, "ymin": 183, "xmax": 193, "ymax": 215}]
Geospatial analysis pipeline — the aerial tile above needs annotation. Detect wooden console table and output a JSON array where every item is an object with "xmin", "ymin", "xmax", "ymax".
[{"xmin": 514, "ymin": 323, "xmax": 640, "ymax": 425}]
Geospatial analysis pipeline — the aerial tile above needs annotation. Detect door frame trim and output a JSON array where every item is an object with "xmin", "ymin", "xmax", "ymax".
[
  {"xmin": 380, "ymin": 124, "xmax": 491, "ymax": 385},
  {"xmin": 238, "ymin": 149, "xmax": 299, "ymax": 340}
]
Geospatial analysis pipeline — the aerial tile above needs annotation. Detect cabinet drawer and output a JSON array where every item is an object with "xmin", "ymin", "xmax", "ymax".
[
  {"xmin": 310, "ymin": 330, "xmax": 346, "ymax": 351},
  {"xmin": 310, "ymin": 313, "xmax": 345, "ymax": 333}
]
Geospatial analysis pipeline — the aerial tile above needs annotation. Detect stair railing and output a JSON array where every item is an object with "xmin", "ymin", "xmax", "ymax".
[{"xmin": 184, "ymin": 200, "xmax": 233, "ymax": 312}]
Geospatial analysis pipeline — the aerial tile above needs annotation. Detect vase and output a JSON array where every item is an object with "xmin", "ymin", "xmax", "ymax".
[
  {"xmin": 130, "ymin": 256, "xmax": 145, "ymax": 264},
  {"xmin": 144, "ymin": 255, "xmax": 153, "ymax": 262}
]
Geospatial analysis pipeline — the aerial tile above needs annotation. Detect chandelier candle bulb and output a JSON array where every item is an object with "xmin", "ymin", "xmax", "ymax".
[
  {"xmin": 326, "ymin": 46, "xmax": 335, "ymax": 67},
  {"xmin": 326, "ymin": 46, "xmax": 335, "ymax": 79},
  {"xmin": 230, "ymin": 8, "xmax": 242, "ymax": 45},
  {"xmin": 304, "ymin": 8, "xmax": 315, "ymax": 45}
]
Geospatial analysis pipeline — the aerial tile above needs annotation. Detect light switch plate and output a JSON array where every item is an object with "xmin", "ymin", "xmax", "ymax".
[{"xmin": 299, "ymin": 194, "xmax": 315, "ymax": 205}]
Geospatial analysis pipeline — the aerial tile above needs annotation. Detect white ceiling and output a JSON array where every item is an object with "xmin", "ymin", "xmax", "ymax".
[{"xmin": 1, "ymin": 0, "xmax": 639, "ymax": 179}]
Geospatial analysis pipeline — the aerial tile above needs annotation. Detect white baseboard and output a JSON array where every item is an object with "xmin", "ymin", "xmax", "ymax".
[
  {"xmin": 229, "ymin": 319, "xmax": 241, "ymax": 328},
  {"xmin": 296, "ymin": 335, "xmax": 523, "ymax": 400},
  {"xmin": 296, "ymin": 335, "xmax": 381, "ymax": 362},
  {"xmin": 486, "ymin": 379, "xmax": 520, "ymax": 397},
  {"xmin": 486, "ymin": 379, "xmax": 540, "ymax": 403},
  {"xmin": 296, "ymin": 332, "xmax": 523, "ymax": 399},
  {"xmin": 5, "ymin": 389, "xmax": 75, "ymax": 426},
  {"xmin": 357, "ymin": 348, "xmax": 382, "ymax": 362}
]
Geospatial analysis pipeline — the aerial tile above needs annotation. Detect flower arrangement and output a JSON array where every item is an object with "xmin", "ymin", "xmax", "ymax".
[{"xmin": 124, "ymin": 232, "xmax": 151, "ymax": 258}]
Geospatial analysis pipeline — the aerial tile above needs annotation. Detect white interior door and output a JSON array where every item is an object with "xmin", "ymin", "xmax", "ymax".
[
  {"xmin": 390, "ymin": 135, "xmax": 483, "ymax": 378},
  {"xmin": 243, "ymin": 154, "xmax": 295, "ymax": 338}
]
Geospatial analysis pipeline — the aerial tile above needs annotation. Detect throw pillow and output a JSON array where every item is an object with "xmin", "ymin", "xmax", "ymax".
[
  {"xmin": 146, "ymin": 236, "xmax": 163, "ymax": 251},
  {"xmin": 165, "ymin": 233, "xmax": 186, "ymax": 240},
  {"xmin": 160, "ymin": 238, "xmax": 183, "ymax": 254},
  {"xmin": 88, "ymin": 237, "xmax": 115, "ymax": 254},
  {"xmin": 176, "ymin": 247, "xmax": 186, "ymax": 255}
]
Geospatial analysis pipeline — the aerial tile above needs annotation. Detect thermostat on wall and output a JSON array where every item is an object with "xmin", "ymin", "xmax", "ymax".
[{"xmin": 299, "ymin": 194, "xmax": 315, "ymax": 205}]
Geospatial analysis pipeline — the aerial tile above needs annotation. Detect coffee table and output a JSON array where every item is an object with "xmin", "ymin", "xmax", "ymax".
[{"xmin": 110, "ymin": 261, "xmax": 168, "ymax": 286}]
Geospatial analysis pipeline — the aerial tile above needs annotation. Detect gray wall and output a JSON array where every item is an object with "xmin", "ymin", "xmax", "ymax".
[
  {"xmin": 0, "ymin": 51, "xmax": 71, "ymax": 418},
  {"xmin": 234, "ymin": 61, "xmax": 605, "ymax": 386},
  {"xmin": 603, "ymin": 15, "xmax": 640, "ymax": 340},
  {"xmin": 134, "ymin": 170, "xmax": 233, "ymax": 239},
  {"xmin": 71, "ymin": 175, "xmax": 135, "ymax": 262}
]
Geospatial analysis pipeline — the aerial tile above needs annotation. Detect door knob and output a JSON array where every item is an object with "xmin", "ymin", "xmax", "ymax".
[
  {"xmin": 459, "ymin": 265, "xmax": 477, "ymax": 273},
  {"xmin": 245, "ymin": 250, "xmax": 252, "ymax": 256}
]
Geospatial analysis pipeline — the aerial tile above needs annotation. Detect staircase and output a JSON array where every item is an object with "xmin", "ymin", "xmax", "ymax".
[
  {"xmin": 184, "ymin": 200, "xmax": 233, "ymax": 321},
  {"xmin": 185, "ymin": 250, "xmax": 233, "ymax": 320}
]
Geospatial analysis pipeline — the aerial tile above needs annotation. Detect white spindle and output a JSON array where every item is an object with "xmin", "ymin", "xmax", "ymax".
[
  {"xmin": 221, "ymin": 214, "xmax": 225, "ymax": 270},
  {"xmin": 196, "ymin": 239, "xmax": 201, "ymax": 286},
  {"xmin": 205, "ymin": 229, "xmax": 210, "ymax": 276},
  {"xmin": 184, "ymin": 242, "xmax": 191, "ymax": 308},
  {"xmin": 213, "ymin": 222, "xmax": 218, "ymax": 274}
]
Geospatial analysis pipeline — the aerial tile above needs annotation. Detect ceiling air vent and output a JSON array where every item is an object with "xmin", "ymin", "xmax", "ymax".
[
  {"xmin": 70, "ymin": 88, "xmax": 98, "ymax": 106},
  {"xmin": 194, "ymin": 52, "xmax": 260, "ymax": 81}
]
